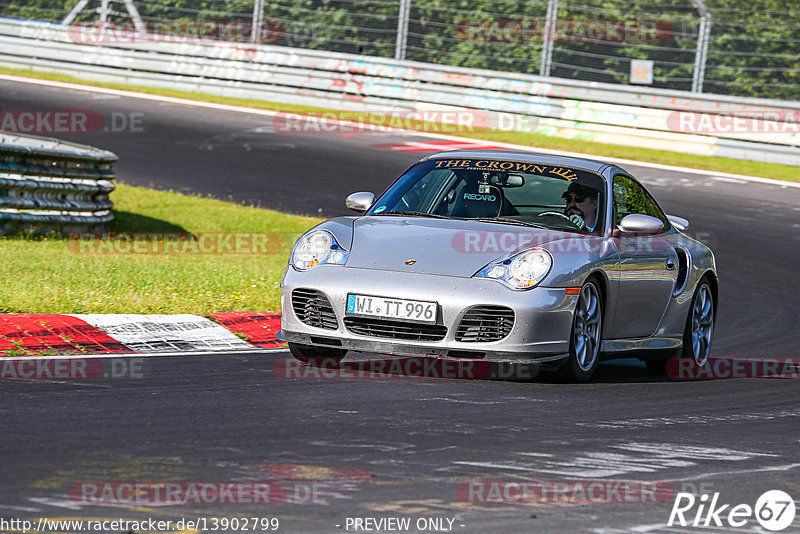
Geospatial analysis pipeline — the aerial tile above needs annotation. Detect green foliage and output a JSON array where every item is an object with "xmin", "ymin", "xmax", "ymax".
[{"xmin": 1, "ymin": 0, "xmax": 797, "ymax": 99}]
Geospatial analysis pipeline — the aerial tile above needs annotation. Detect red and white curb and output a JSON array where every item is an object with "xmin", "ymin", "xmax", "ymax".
[{"xmin": 0, "ymin": 313, "xmax": 282, "ymax": 355}]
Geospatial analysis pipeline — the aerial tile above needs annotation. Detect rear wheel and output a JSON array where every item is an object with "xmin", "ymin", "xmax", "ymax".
[
  {"xmin": 560, "ymin": 280, "xmax": 603, "ymax": 382},
  {"xmin": 681, "ymin": 279, "xmax": 715, "ymax": 367},
  {"xmin": 640, "ymin": 279, "xmax": 715, "ymax": 377},
  {"xmin": 288, "ymin": 342, "xmax": 347, "ymax": 365}
]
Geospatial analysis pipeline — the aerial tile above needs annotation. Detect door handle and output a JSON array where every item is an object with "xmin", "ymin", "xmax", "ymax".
[{"xmin": 666, "ymin": 258, "xmax": 676, "ymax": 270}]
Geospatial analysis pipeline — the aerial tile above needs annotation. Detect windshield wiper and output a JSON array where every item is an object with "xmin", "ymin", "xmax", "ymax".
[
  {"xmin": 466, "ymin": 217, "xmax": 550, "ymax": 229},
  {"xmin": 374, "ymin": 210, "xmax": 449, "ymax": 219}
]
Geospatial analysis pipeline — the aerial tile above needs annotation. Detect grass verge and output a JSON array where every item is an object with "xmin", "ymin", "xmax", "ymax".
[
  {"xmin": 2, "ymin": 66, "xmax": 798, "ymax": 183},
  {"xmin": 0, "ymin": 183, "xmax": 321, "ymax": 314}
]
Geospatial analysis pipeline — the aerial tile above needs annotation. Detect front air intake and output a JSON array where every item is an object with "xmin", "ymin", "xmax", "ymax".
[
  {"xmin": 455, "ymin": 306, "xmax": 515, "ymax": 342},
  {"xmin": 344, "ymin": 317, "xmax": 447, "ymax": 341},
  {"xmin": 292, "ymin": 288, "xmax": 338, "ymax": 330}
]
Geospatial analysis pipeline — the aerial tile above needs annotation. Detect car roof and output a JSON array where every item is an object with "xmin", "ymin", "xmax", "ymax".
[{"xmin": 418, "ymin": 150, "xmax": 613, "ymax": 174}]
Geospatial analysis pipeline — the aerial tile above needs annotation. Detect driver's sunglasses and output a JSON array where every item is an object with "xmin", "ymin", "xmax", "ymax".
[{"xmin": 564, "ymin": 194, "xmax": 586, "ymax": 203}]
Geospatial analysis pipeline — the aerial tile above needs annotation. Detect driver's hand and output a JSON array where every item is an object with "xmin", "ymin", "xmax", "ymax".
[{"xmin": 569, "ymin": 214, "xmax": 585, "ymax": 229}]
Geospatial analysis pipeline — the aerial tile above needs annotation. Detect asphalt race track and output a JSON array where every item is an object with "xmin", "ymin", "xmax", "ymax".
[{"xmin": 2, "ymin": 77, "xmax": 799, "ymax": 533}]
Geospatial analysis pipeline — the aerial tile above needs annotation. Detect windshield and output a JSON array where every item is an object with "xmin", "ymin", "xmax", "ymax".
[{"xmin": 368, "ymin": 157, "xmax": 606, "ymax": 233}]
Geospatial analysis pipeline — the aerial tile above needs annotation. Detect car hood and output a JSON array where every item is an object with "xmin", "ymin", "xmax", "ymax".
[{"xmin": 343, "ymin": 216, "xmax": 572, "ymax": 277}]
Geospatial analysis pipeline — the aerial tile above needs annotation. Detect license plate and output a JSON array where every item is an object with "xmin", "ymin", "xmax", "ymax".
[{"xmin": 346, "ymin": 294, "xmax": 437, "ymax": 324}]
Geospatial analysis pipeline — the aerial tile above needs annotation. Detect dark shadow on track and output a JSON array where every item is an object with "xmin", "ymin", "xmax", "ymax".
[
  {"xmin": 283, "ymin": 353, "xmax": 799, "ymax": 385},
  {"xmin": 282, "ymin": 355, "xmax": 674, "ymax": 384}
]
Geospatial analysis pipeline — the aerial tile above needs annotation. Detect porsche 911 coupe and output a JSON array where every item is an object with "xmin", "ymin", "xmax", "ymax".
[{"xmin": 278, "ymin": 151, "xmax": 717, "ymax": 381}]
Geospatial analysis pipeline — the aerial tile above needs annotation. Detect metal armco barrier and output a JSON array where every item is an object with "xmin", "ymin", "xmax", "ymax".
[
  {"xmin": 1, "ymin": 18, "xmax": 798, "ymax": 166},
  {"xmin": 0, "ymin": 132, "xmax": 116, "ymax": 234}
]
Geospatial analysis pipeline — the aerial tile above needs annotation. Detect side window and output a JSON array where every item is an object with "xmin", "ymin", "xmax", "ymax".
[{"xmin": 613, "ymin": 174, "xmax": 669, "ymax": 230}]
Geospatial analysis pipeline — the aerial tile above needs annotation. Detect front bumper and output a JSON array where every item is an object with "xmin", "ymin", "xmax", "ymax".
[{"xmin": 280, "ymin": 265, "xmax": 575, "ymax": 363}]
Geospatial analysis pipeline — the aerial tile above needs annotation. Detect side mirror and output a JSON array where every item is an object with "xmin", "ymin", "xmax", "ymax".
[
  {"xmin": 345, "ymin": 192, "xmax": 375, "ymax": 214},
  {"xmin": 667, "ymin": 214, "xmax": 690, "ymax": 231},
  {"xmin": 619, "ymin": 214, "xmax": 664, "ymax": 234}
]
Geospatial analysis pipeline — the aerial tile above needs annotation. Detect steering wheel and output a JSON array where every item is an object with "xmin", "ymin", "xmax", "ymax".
[{"xmin": 538, "ymin": 211, "xmax": 585, "ymax": 229}]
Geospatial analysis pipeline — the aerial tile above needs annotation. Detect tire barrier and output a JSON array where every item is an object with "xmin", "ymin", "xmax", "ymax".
[{"xmin": 0, "ymin": 131, "xmax": 117, "ymax": 234}]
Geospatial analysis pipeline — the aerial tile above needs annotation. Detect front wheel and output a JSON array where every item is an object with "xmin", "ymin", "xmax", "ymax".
[
  {"xmin": 560, "ymin": 280, "xmax": 603, "ymax": 382},
  {"xmin": 288, "ymin": 342, "xmax": 347, "ymax": 365}
]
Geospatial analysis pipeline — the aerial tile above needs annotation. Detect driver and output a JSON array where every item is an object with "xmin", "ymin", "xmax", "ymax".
[{"xmin": 562, "ymin": 183, "xmax": 599, "ymax": 232}]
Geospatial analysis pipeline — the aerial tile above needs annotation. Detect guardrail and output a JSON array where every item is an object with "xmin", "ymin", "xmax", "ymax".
[
  {"xmin": 0, "ymin": 132, "xmax": 116, "ymax": 234},
  {"xmin": 0, "ymin": 18, "xmax": 798, "ymax": 166}
]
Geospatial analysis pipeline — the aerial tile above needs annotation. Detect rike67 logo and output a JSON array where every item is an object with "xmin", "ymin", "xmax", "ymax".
[{"xmin": 668, "ymin": 490, "xmax": 796, "ymax": 531}]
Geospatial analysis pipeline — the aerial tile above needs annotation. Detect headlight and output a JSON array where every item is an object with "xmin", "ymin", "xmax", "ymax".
[
  {"xmin": 474, "ymin": 248, "xmax": 552, "ymax": 289},
  {"xmin": 291, "ymin": 230, "xmax": 349, "ymax": 270}
]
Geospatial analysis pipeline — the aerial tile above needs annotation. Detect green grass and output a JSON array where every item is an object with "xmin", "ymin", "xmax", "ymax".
[
  {"xmin": 0, "ymin": 183, "xmax": 322, "ymax": 314},
  {"xmin": 2, "ymin": 66, "xmax": 798, "ymax": 183}
]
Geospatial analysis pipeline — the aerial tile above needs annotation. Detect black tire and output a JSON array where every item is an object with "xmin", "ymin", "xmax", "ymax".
[
  {"xmin": 560, "ymin": 280, "xmax": 603, "ymax": 382},
  {"xmin": 678, "ymin": 278, "xmax": 715, "ymax": 372},
  {"xmin": 288, "ymin": 342, "xmax": 347, "ymax": 365}
]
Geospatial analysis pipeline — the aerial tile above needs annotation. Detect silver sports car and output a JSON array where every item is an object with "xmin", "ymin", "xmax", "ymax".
[{"xmin": 279, "ymin": 151, "xmax": 717, "ymax": 381}]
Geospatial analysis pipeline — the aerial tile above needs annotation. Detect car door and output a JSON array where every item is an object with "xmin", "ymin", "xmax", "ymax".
[{"xmin": 608, "ymin": 174, "xmax": 678, "ymax": 339}]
